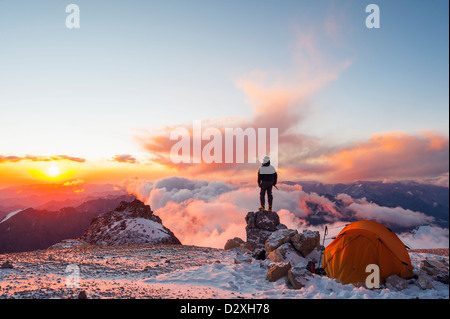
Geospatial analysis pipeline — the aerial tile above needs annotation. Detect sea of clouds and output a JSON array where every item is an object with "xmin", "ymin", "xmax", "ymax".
[{"xmin": 120, "ymin": 176, "xmax": 448, "ymax": 249}]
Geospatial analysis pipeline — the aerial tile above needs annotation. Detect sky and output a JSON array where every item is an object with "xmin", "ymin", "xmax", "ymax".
[{"xmin": 0, "ymin": 0, "xmax": 448, "ymax": 187}]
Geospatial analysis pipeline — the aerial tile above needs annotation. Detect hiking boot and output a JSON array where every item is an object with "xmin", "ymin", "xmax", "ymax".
[
  {"xmin": 258, "ymin": 205, "xmax": 265, "ymax": 211},
  {"xmin": 268, "ymin": 205, "xmax": 272, "ymax": 212}
]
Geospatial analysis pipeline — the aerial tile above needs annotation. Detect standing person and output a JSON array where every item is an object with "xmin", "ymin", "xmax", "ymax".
[{"xmin": 258, "ymin": 156, "xmax": 277, "ymax": 212}]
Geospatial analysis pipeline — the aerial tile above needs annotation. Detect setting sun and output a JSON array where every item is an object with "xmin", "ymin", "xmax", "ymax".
[{"xmin": 47, "ymin": 162, "xmax": 60, "ymax": 177}]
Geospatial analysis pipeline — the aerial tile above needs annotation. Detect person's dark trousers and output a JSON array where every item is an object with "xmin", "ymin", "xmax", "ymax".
[{"xmin": 260, "ymin": 181, "xmax": 273, "ymax": 207}]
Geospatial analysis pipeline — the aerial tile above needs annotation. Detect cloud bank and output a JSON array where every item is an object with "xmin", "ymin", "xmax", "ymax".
[
  {"xmin": 120, "ymin": 176, "xmax": 447, "ymax": 249},
  {"xmin": 0, "ymin": 154, "xmax": 86, "ymax": 163},
  {"xmin": 315, "ymin": 131, "xmax": 449, "ymax": 182}
]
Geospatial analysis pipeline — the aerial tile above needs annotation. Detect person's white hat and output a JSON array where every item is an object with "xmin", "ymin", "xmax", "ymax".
[{"xmin": 263, "ymin": 156, "xmax": 270, "ymax": 164}]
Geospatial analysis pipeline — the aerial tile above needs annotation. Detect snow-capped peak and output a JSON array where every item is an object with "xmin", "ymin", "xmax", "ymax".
[{"xmin": 80, "ymin": 199, "xmax": 181, "ymax": 246}]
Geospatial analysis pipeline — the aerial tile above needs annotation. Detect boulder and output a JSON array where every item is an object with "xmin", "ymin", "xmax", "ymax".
[
  {"xmin": 288, "ymin": 267, "xmax": 312, "ymax": 289},
  {"xmin": 245, "ymin": 211, "xmax": 281, "ymax": 250},
  {"xmin": 420, "ymin": 259, "xmax": 448, "ymax": 276},
  {"xmin": 290, "ymin": 230, "xmax": 320, "ymax": 257},
  {"xmin": 245, "ymin": 211, "xmax": 280, "ymax": 231},
  {"xmin": 266, "ymin": 262, "xmax": 291, "ymax": 282},
  {"xmin": 265, "ymin": 229, "xmax": 298, "ymax": 254},
  {"xmin": 246, "ymin": 228, "xmax": 274, "ymax": 250},
  {"xmin": 224, "ymin": 237, "xmax": 245, "ymax": 250},
  {"xmin": 415, "ymin": 275, "xmax": 434, "ymax": 290},
  {"xmin": 385, "ymin": 274, "xmax": 409, "ymax": 291},
  {"xmin": 267, "ymin": 249, "xmax": 284, "ymax": 262},
  {"xmin": 267, "ymin": 243, "xmax": 304, "ymax": 265}
]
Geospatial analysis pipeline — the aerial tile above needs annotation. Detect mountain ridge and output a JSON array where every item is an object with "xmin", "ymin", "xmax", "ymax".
[{"xmin": 80, "ymin": 199, "xmax": 181, "ymax": 246}]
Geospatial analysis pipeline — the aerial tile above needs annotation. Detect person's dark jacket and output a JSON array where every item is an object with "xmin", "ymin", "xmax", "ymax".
[{"xmin": 258, "ymin": 161, "xmax": 277, "ymax": 187}]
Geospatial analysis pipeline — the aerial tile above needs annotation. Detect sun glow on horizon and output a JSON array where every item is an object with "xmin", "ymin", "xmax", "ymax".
[
  {"xmin": 23, "ymin": 161, "xmax": 80, "ymax": 183},
  {"xmin": 47, "ymin": 162, "xmax": 61, "ymax": 178}
]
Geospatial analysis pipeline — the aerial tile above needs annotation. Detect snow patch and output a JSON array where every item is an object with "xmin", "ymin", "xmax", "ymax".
[{"xmin": 0, "ymin": 208, "xmax": 27, "ymax": 224}]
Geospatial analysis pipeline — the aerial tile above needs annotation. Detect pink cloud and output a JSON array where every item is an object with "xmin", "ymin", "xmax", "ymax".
[
  {"xmin": 112, "ymin": 154, "xmax": 138, "ymax": 164},
  {"xmin": 317, "ymin": 131, "xmax": 449, "ymax": 182}
]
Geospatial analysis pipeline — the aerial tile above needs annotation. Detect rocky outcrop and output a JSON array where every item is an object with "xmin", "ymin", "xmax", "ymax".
[
  {"xmin": 418, "ymin": 258, "xmax": 449, "ymax": 286},
  {"xmin": 265, "ymin": 228, "xmax": 320, "ymax": 260},
  {"xmin": 235, "ymin": 211, "xmax": 322, "ymax": 286},
  {"xmin": 245, "ymin": 211, "xmax": 284, "ymax": 250},
  {"xmin": 262, "ymin": 227, "xmax": 320, "ymax": 286},
  {"xmin": 80, "ymin": 199, "xmax": 181, "ymax": 246}
]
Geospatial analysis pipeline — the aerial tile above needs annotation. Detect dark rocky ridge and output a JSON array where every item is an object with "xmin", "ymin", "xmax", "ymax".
[{"xmin": 80, "ymin": 199, "xmax": 181, "ymax": 246}]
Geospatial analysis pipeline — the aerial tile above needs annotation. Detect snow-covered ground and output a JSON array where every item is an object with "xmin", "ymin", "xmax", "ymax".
[{"xmin": 0, "ymin": 243, "xmax": 448, "ymax": 299}]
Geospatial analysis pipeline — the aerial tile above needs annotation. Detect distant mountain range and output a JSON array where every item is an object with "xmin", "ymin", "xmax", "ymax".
[
  {"xmin": 0, "ymin": 194, "xmax": 135, "ymax": 253},
  {"xmin": 285, "ymin": 180, "xmax": 449, "ymax": 229},
  {"xmin": 0, "ymin": 183, "xmax": 122, "ymax": 220}
]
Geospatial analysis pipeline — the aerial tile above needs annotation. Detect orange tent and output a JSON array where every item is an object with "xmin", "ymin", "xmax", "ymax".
[{"xmin": 322, "ymin": 220, "xmax": 414, "ymax": 285}]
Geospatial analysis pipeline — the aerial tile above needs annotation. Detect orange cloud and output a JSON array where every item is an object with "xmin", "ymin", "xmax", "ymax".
[
  {"xmin": 112, "ymin": 154, "xmax": 138, "ymax": 164},
  {"xmin": 0, "ymin": 154, "xmax": 86, "ymax": 163},
  {"xmin": 318, "ymin": 131, "xmax": 449, "ymax": 182}
]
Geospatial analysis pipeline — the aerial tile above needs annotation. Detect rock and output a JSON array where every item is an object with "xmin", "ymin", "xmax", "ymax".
[
  {"xmin": 267, "ymin": 249, "xmax": 284, "ymax": 262},
  {"xmin": 245, "ymin": 211, "xmax": 280, "ymax": 231},
  {"xmin": 234, "ymin": 252, "xmax": 252, "ymax": 264},
  {"xmin": 420, "ymin": 259, "xmax": 448, "ymax": 276},
  {"xmin": 267, "ymin": 243, "xmax": 304, "ymax": 265},
  {"xmin": 385, "ymin": 274, "xmax": 409, "ymax": 291},
  {"xmin": 290, "ymin": 230, "xmax": 320, "ymax": 257},
  {"xmin": 415, "ymin": 275, "xmax": 434, "ymax": 290},
  {"xmin": 0, "ymin": 261, "xmax": 13, "ymax": 269},
  {"xmin": 246, "ymin": 229, "xmax": 273, "ymax": 250},
  {"xmin": 224, "ymin": 237, "xmax": 245, "ymax": 250},
  {"xmin": 245, "ymin": 211, "xmax": 280, "ymax": 250},
  {"xmin": 266, "ymin": 262, "xmax": 291, "ymax": 282},
  {"xmin": 78, "ymin": 291, "xmax": 88, "ymax": 299},
  {"xmin": 288, "ymin": 267, "xmax": 312, "ymax": 289},
  {"xmin": 265, "ymin": 229, "xmax": 298, "ymax": 254}
]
